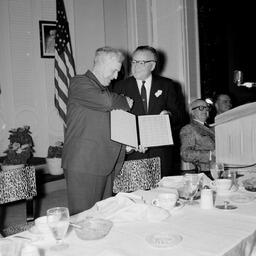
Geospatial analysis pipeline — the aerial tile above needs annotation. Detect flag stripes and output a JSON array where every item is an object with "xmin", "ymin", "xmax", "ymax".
[{"xmin": 54, "ymin": 0, "xmax": 76, "ymax": 125}]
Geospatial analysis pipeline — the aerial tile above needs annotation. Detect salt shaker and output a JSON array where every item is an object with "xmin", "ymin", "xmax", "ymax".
[
  {"xmin": 21, "ymin": 243, "xmax": 40, "ymax": 256},
  {"xmin": 200, "ymin": 188, "xmax": 214, "ymax": 209}
]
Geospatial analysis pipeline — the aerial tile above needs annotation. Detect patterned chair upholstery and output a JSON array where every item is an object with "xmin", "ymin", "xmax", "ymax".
[
  {"xmin": 113, "ymin": 157, "xmax": 161, "ymax": 193},
  {"xmin": 0, "ymin": 166, "xmax": 37, "ymax": 222}
]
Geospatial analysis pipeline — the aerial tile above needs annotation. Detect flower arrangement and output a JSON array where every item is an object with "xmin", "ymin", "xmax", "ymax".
[
  {"xmin": 3, "ymin": 125, "xmax": 34, "ymax": 165},
  {"xmin": 47, "ymin": 141, "xmax": 63, "ymax": 158}
]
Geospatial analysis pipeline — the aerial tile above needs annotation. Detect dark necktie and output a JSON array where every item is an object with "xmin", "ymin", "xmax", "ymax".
[{"xmin": 141, "ymin": 81, "xmax": 147, "ymax": 113}]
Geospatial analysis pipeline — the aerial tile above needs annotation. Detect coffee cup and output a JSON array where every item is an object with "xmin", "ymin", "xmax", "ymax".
[
  {"xmin": 152, "ymin": 193, "xmax": 177, "ymax": 211},
  {"xmin": 210, "ymin": 179, "xmax": 232, "ymax": 194}
]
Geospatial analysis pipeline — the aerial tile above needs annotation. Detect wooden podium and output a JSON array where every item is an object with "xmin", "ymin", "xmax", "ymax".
[{"xmin": 215, "ymin": 102, "xmax": 256, "ymax": 166}]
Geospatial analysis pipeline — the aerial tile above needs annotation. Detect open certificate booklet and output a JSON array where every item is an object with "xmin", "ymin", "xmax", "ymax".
[{"xmin": 110, "ymin": 109, "xmax": 173, "ymax": 148}]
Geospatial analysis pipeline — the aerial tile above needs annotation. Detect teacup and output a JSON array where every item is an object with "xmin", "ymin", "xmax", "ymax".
[
  {"xmin": 210, "ymin": 179, "xmax": 232, "ymax": 194},
  {"xmin": 152, "ymin": 193, "xmax": 177, "ymax": 211},
  {"xmin": 35, "ymin": 216, "xmax": 52, "ymax": 234}
]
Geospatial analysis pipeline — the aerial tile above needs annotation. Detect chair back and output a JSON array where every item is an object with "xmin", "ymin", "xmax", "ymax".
[{"xmin": 113, "ymin": 157, "xmax": 161, "ymax": 193}]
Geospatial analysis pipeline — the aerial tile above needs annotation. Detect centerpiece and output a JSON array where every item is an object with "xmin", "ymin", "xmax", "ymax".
[
  {"xmin": 46, "ymin": 141, "xmax": 63, "ymax": 175},
  {"xmin": 1, "ymin": 125, "xmax": 34, "ymax": 171}
]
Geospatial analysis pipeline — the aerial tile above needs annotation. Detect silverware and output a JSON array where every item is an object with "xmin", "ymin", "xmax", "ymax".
[
  {"xmin": 69, "ymin": 222, "xmax": 82, "ymax": 229},
  {"xmin": 12, "ymin": 235, "xmax": 32, "ymax": 241}
]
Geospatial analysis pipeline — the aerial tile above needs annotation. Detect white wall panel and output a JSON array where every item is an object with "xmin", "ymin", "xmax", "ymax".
[{"xmin": 74, "ymin": 0, "xmax": 105, "ymax": 74}]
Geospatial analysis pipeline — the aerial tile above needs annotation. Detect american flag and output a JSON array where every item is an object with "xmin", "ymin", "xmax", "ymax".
[{"xmin": 54, "ymin": 0, "xmax": 76, "ymax": 125}]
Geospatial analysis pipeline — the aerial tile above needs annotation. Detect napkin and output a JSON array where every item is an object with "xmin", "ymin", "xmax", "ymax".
[{"xmin": 92, "ymin": 193, "xmax": 170, "ymax": 224}]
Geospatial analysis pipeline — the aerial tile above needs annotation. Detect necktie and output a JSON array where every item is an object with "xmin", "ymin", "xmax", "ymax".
[{"xmin": 141, "ymin": 81, "xmax": 147, "ymax": 113}]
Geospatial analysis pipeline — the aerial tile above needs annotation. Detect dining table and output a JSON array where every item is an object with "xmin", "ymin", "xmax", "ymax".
[{"xmin": 4, "ymin": 173, "xmax": 256, "ymax": 256}]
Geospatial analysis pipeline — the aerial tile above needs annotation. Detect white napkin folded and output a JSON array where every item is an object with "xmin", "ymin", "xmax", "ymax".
[{"xmin": 93, "ymin": 193, "xmax": 170, "ymax": 224}]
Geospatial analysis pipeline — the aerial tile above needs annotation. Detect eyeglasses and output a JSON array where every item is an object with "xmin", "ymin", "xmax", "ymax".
[
  {"xmin": 131, "ymin": 60, "xmax": 156, "ymax": 66},
  {"xmin": 192, "ymin": 105, "xmax": 209, "ymax": 111}
]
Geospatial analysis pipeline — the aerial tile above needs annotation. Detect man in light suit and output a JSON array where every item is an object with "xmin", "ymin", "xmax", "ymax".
[
  {"xmin": 112, "ymin": 46, "xmax": 185, "ymax": 177},
  {"xmin": 62, "ymin": 47, "xmax": 133, "ymax": 215},
  {"xmin": 180, "ymin": 99, "xmax": 215, "ymax": 174}
]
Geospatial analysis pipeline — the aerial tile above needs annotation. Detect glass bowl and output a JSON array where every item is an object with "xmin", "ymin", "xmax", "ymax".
[{"xmin": 74, "ymin": 218, "xmax": 113, "ymax": 240}]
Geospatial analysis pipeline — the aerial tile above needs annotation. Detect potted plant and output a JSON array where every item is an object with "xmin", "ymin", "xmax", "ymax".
[
  {"xmin": 46, "ymin": 141, "xmax": 63, "ymax": 175},
  {"xmin": 1, "ymin": 125, "xmax": 34, "ymax": 171}
]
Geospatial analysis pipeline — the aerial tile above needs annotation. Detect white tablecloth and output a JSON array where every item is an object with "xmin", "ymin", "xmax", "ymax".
[{"xmin": 9, "ymin": 177, "xmax": 256, "ymax": 256}]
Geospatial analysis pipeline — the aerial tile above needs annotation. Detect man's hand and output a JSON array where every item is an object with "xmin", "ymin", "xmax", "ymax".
[
  {"xmin": 125, "ymin": 145, "xmax": 148, "ymax": 154},
  {"xmin": 135, "ymin": 145, "xmax": 148, "ymax": 153},
  {"xmin": 125, "ymin": 96, "xmax": 133, "ymax": 108},
  {"xmin": 160, "ymin": 110, "xmax": 171, "ymax": 115}
]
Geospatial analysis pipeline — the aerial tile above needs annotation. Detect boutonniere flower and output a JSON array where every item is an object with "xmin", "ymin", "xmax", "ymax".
[{"xmin": 155, "ymin": 90, "xmax": 162, "ymax": 98}]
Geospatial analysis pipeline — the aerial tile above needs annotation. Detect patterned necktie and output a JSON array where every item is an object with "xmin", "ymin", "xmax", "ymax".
[{"xmin": 141, "ymin": 81, "xmax": 147, "ymax": 113}]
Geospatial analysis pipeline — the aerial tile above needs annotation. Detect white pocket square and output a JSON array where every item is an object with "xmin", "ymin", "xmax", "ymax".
[{"xmin": 155, "ymin": 90, "xmax": 162, "ymax": 97}]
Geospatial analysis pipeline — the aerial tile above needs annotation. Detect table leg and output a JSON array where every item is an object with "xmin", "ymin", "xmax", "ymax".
[{"xmin": 26, "ymin": 197, "xmax": 34, "ymax": 222}]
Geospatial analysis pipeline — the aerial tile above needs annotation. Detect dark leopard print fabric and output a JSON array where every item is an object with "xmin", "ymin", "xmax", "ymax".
[
  {"xmin": 0, "ymin": 166, "xmax": 37, "ymax": 204},
  {"xmin": 113, "ymin": 157, "xmax": 161, "ymax": 193}
]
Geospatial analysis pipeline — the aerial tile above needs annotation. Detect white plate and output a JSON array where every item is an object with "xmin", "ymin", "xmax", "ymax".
[
  {"xmin": 145, "ymin": 232, "xmax": 182, "ymax": 248},
  {"xmin": 229, "ymin": 193, "xmax": 255, "ymax": 204}
]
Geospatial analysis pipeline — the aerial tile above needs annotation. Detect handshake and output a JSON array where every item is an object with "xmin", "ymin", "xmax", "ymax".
[{"xmin": 126, "ymin": 145, "xmax": 148, "ymax": 154}]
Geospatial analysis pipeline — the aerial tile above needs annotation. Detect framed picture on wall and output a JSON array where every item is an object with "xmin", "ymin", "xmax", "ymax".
[{"xmin": 39, "ymin": 20, "xmax": 56, "ymax": 58}]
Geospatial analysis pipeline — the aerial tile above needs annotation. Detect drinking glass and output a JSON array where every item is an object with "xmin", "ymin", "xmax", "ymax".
[
  {"xmin": 47, "ymin": 207, "xmax": 70, "ymax": 251},
  {"xmin": 210, "ymin": 162, "xmax": 224, "ymax": 180},
  {"xmin": 223, "ymin": 169, "xmax": 238, "ymax": 190},
  {"xmin": 183, "ymin": 174, "xmax": 201, "ymax": 205}
]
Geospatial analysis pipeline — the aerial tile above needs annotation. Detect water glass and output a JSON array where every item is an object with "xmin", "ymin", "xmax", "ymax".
[
  {"xmin": 183, "ymin": 174, "xmax": 200, "ymax": 205},
  {"xmin": 47, "ymin": 207, "xmax": 70, "ymax": 251},
  {"xmin": 210, "ymin": 162, "xmax": 224, "ymax": 179}
]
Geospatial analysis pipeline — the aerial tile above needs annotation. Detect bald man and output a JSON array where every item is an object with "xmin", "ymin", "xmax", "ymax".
[
  {"xmin": 180, "ymin": 99, "xmax": 215, "ymax": 174},
  {"xmin": 62, "ymin": 47, "xmax": 133, "ymax": 214}
]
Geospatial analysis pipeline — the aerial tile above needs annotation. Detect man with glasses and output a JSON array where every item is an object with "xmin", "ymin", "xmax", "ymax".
[
  {"xmin": 180, "ymin": 99, "xmax": 215, "ymax": 175},
  {"xmin": 112, "ymin": 45, "xmax": 184, "ymax": 177}
]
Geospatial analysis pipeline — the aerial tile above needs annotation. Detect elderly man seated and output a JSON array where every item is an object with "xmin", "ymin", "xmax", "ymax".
[{"xmin": 180, "ymin": 99, "xmax": 215, "ymax": 176}]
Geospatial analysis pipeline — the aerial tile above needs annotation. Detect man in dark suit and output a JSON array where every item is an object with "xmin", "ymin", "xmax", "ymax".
[
  {"xmin": 112, "ymin": 46, "xmax": 184, "ymax": 177},
  {"xmin": 62, "ymin": 47, "xmax": 133, "ymax": 215}
]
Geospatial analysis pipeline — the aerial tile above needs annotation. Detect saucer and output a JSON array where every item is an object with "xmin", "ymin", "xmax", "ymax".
[
  {"xmin": 229, "ymin": 193, "xmax": 255, "ymax": 204},
  {"xmin": 145, "ymin": 232, "xmax": 182, "ymax": 248}
]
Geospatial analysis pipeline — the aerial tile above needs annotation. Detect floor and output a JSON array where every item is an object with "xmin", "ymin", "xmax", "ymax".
[{"xmin": 0, "ymin": 188, "xmax": 68, "ymax": 232}]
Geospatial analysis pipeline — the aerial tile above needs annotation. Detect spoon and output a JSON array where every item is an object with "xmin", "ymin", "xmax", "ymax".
[{"xmin": 69, "ymin": 222, "xmax": 82, "ymax": 229}]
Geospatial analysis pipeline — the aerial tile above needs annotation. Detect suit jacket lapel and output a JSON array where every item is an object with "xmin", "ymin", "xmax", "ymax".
[{"xmin": 148, "ymin": 76, "xmax": 160, "ymax": 114}]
